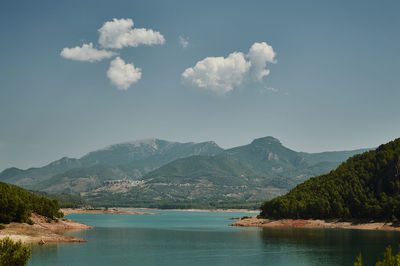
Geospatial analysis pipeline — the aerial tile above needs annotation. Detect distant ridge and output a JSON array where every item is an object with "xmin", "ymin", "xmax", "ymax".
[
  {"xmin": 0, "ymin": 136, "xmax": 371, "ymax": 206},
  {"xmin": 0, "ymin": 139, "xmax": 223, "ymax": 188}
]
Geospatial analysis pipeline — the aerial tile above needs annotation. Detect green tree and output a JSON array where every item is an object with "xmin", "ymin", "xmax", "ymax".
[
  {"xmin": 0, "ymin": 237, "xmax": 31, "ymax": 266},
  {"xmin": 355, "ymin": 244, "xmax": 400, "ymax": 266},
  {"xmin": 354, "ymin": 253, "xmax": 362, "ymax": 266},
  {"xmin": 375, "ymin": 245, "xmax": 400, "ymax": 266}
]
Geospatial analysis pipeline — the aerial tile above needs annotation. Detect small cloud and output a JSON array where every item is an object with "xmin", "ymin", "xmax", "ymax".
[
  {"xmin": 60, "ymin": 43, "xmax": 117, "ymax": 62},
  {"xmin": 107, "ymin": 57, "xmax": 142, "ymax": 90},
  {"xmin": 247, "ymin": 42, "xmax": 276, "ymax": 81},
  {"xmin": 98, "ymin": 18, "xmax": 165, "ymax": 49},
  {"xmin": 179, "ymin": 35, "xmax": 189, "ymax": 48},
  {"xmin": 182, "ymin": 52, "xmax": 251, "ymax": 95},
  {"xmin": 266, "ymin": 86, "xmax": 278, "ymax": 92},
  {"xmin": 259, "ymin": 86, "xmax": 278, "ymax": 94},
  {"xmin": 182, "ymin": 42, "xmax": 276, "ymax": 95}
]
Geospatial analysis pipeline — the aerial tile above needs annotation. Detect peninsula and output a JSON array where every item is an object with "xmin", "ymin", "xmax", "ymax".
[
  {"xmin": 231, "ymin": 217, "xmax": 400, "ymax": 231},
  {"xmin": 0, "ymin": 182, "xmax": 91, "ymax": 244},
  {"xmin": 0, "ymin": 213, "xmax": 91, "ymax": 244},
  {"xmin": 233, "ymin": 138, "xmax": 400, "ymax": 231}
]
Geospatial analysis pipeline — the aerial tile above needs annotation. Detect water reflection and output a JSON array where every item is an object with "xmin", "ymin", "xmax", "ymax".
[{"xmin": 259, "ymin": 227, "xmax": 400, "ymax": 265}]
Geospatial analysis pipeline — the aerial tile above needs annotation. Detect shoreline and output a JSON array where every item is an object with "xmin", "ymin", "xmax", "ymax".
[
  {"xmin": 0, "ymin": 213, "xmax": 92, "ymax": 244},
  {"xmin": 61, "ymin": 208, "xmax": 158, "ymax": 215},
  {"xmin": 118, "ymin": 207, "xmax": 259, "ymax": 213},
  {"xmin": 230, "ymin": 216, "xmax": 400, "ymax": 231}
]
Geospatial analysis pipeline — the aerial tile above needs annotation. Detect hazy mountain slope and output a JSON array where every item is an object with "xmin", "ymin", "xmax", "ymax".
[
  {"xmin": 35, "ymin": 165, "xmax": 130, "ymax": 194},
  {"xmin": 1, "ymin": 136, "xmax": 370, "ymax": 205},
  {"xmin": 223, "ymin": 137, "xmax": 308, "ymax": 173},
  {"xmin": 0, "ymin": 157, "xmax": 82, "ymax": 187},
  {"xmin": 85, "ymin": 137, "xmax": 368, "ymax": 205},
  {"xmin": 0, "ymin": 139, "xmax": 223, "ymax": 189},
  {"xmin": 84, "ymin": 155, "xmax": 287, "ymax": 204},
  {"xmin": 299, "ymin": 148, "xmax": 371, "ymax": 165},
  {"xmin": 260, "ymin": 138, "xmax": 400, "ymax": 220},
  {"xmin": 82, "ymin": 139, "xmax": 368, "ymax": 205},
  {"xmin": 144, "ymin": 155, "xmax": 264, "ymax": 186},
  {"xmin": 79, "ymin": 139, "xmax": 223, "ymax": 167}
]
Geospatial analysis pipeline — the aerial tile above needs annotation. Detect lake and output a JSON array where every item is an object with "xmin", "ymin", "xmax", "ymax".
[{"xmin": 28, "ymin": 210, "xmax": 400, "ymax": 265}]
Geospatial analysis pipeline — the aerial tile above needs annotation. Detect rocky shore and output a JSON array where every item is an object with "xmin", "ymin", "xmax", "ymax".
[
  {"xmin": 0, "ymin": 213, "xmax": 92, "ymax": 244},
  {"xmin": 230, "ymin": 216, "xmax": 400, "ymax": 231}
]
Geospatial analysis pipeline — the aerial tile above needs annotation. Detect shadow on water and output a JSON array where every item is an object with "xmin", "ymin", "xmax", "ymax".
[{"xmin": 259, "ymin": 227, "xmax": 400, "ymax": 265}]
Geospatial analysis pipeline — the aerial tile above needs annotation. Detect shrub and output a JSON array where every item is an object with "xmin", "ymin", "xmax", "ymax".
[
  {"xmin": 0, "ymin": 237, "xmax": 31, "ymax": 266},
  {"xmin": 355, "ymin": 243, "xmax": 400, "ymax": 266}
]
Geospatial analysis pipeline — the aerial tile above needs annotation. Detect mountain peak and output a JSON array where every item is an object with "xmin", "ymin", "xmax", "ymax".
[
  {"xmin": 251, "ymin": 136, "xmax": 281, "ymax": 146},
  {"xmin": 98, "ymin": 138, "xmax": 162, "ymax": 151},
  {"xmin": 49, "ymin": 157, "xmax": 76, "ymax": 165},
  {"xmin": 200, "ymin": 140, "xmax": 219, "ymax": 146},
  {"xmin": 0, "ymin": 167, "xmax": 24, "ymax": 180}
]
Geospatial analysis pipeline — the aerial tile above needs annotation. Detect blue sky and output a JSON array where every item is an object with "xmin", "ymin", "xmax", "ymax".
[{"xmin": 0, "ymin": 0, "xmax": 399, "ymax": 171}]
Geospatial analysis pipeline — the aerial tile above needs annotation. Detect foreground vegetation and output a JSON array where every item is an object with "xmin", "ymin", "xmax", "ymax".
[
  {"xmin": 0, "ymin": 182, "xmax": 63, "ymax": 224},
  {"xmin": 355, "ymin": 244, "xmax": 400, "ymax": 266},
  {"xmin": 31, "ymin": 191, "xmax": 87, "ymax": 208},
  {"xmin": 0, "ymin": 237, "xmax": 31, "ymax": 266},
  {"xmin": 260, "ymin": 138, "xmax": 400, "ymax": 221}
]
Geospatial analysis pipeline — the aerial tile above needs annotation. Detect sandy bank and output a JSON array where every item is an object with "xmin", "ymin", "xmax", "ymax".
[
  {"xmin": 0, "ymin": 213, "xmax": 92, "ymax": 244},
  {"xmin": 61, "ymin": 208, "xmax": 158, "ymax": 215},
  {"xmin": 230, "ymin": 216, "xmax": 400, "ymax": 231}
]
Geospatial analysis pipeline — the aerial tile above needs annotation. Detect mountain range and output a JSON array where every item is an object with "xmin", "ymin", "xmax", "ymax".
[{"xmin": 0, "ymin": 136, "xmax": 369, "ymax": 206}]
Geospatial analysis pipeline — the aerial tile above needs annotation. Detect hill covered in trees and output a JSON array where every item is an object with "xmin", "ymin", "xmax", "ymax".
[
  {"xmin": 0, "ymin": 182, "xmax": 63, "ymax": 224},
  {"xmin": 260, "ymin": 138, "xmax": 400, "ymax": 221}
]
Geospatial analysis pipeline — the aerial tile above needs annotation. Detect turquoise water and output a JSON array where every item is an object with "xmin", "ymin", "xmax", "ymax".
[{"xmin": 28, "ymin": 210, "xmax": 400, "ymax": 265}]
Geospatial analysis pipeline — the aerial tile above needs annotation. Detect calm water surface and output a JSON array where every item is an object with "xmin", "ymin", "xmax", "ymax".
[{"xmin": 28, "ymin": 210, "xmax": 400, "ymax": 265}]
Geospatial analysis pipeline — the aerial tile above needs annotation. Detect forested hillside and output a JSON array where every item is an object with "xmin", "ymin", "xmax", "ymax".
[
  {"xmin": 0, "ymin": 182, "xmax": 63, "ymax": 224},
  {"xmin": 260, "ymin": 138, "xmax": 400, "ymax": 221}
]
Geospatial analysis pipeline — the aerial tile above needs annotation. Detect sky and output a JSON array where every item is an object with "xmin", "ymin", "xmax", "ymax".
[{"xmin": 0, "ymin": 0, "xmax": 399, "ymax": 171}]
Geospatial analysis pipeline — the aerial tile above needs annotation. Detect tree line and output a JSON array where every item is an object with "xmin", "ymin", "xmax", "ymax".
[
  {"xmin": 0, "ymin": 182, "xmax": 63, "ymax": 224},
  {"xmin": 260, "ymin": 138, "xmax": 400, "ymax": 221}
]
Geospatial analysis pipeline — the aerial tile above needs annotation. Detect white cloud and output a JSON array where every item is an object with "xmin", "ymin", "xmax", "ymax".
[
  {"xmin": 258, "ymin": 86, "xmax": 278, "ymax": 94},
  {"xmin": 265, "ymin": 86, "xmax": 278, "ymax": 92},
  {"xmin": 107, "ymin": 57, "xmax": 142, "ymax": 90},
  {"xmin": 179, "ymin": 36, "xmax": 189, "ymax": 48},
  {"xmin": 182, "ymin": 52, "xmax": 251, "ymax": 95},
  {"xmin": 248, "ymin": 42, "xmax": 276, "ymax": 81},
  {"xmin": 98, "ymin": 18, "xmax": 165, "ymax": 49},
  {"xmin": 182, "ymin": 42, "xmax": 276, "ymax": 95},
  {"xmin": 60, "ymin": 43, "xmax": 117, "ymax": 62}
]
